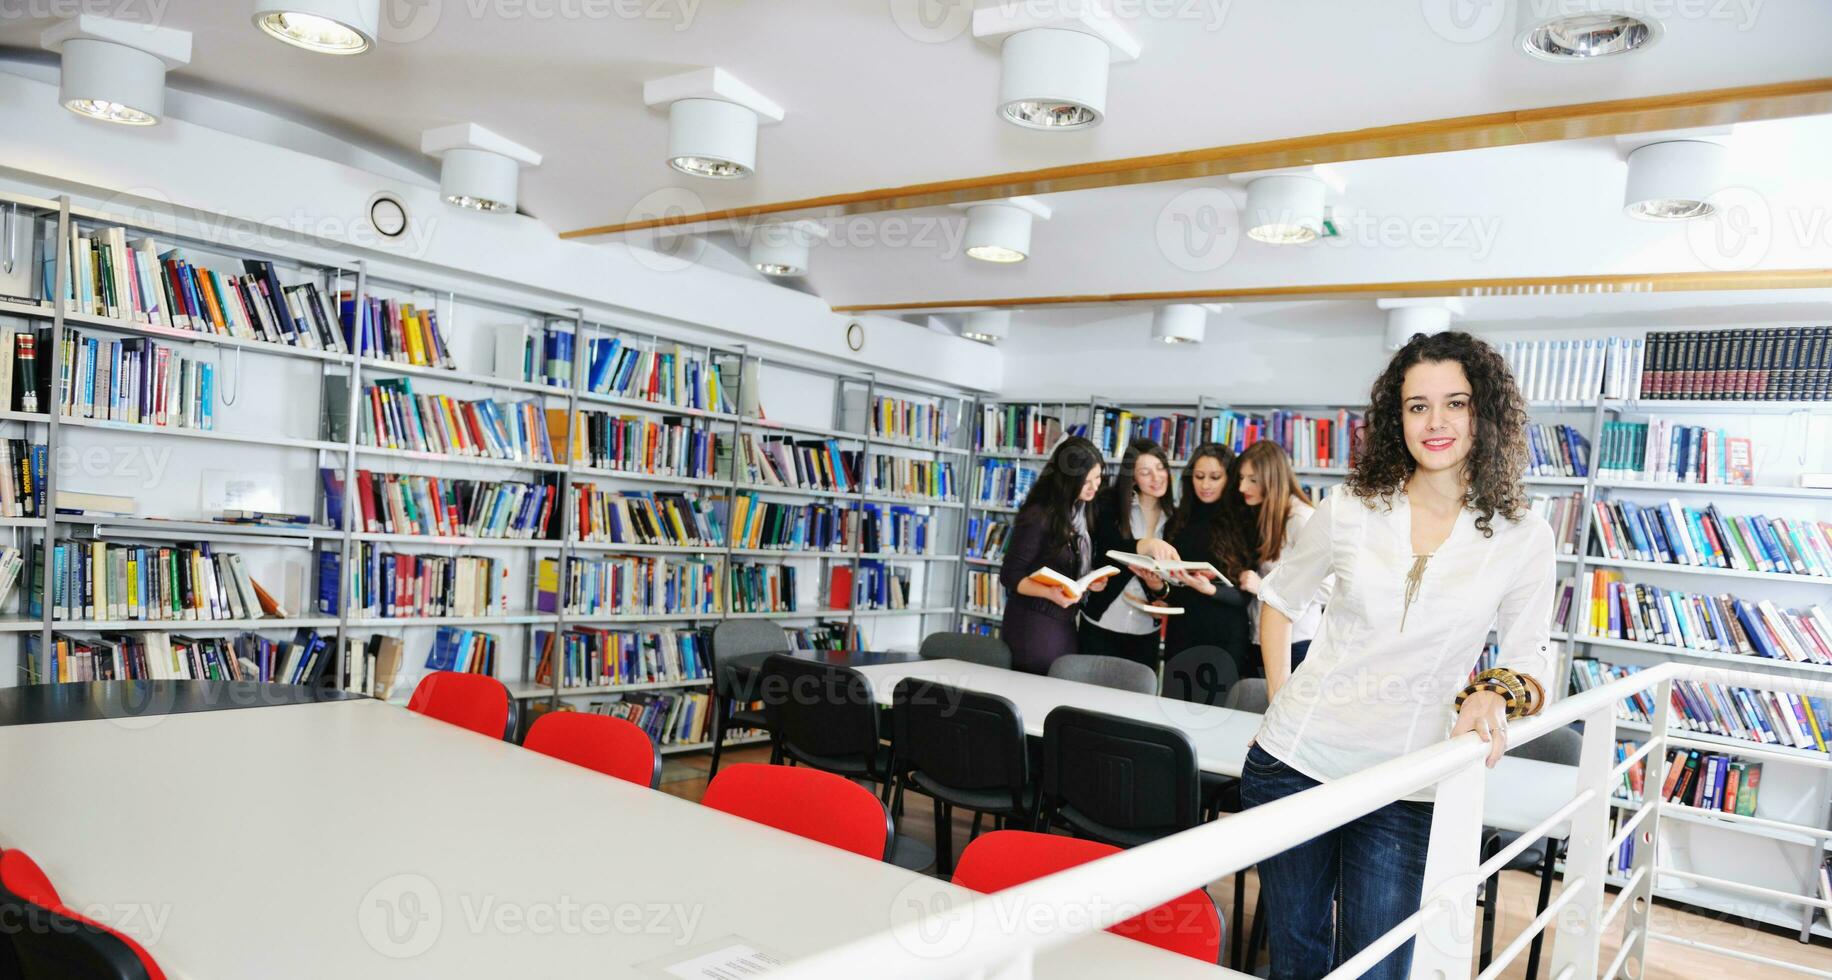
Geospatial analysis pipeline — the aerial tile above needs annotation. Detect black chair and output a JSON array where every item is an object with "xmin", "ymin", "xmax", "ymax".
[
  {"xmin": 917, "ymin": 632, "xmax": 1014, "ymax": 669},
  {"xmin": 1163, "ymin": 646, "xmax": 1241, "ymax": 707},
  {"xmin": 1047, "ymin": 654, "xmax": 1156, "ymax": 694},
  {"xmin": 0, "ymin": 890, "xmax": 151, "ymax": 980},
  {"xmin": 1480, "ymin": 725, "xmax": 1583, "ymax": 980},
  {"xmin": 708, "ymin": 621, "xmax": 790, "ymax": 776},
  {"xmin": 892, "ymin": 678, "xmax": 1034, "ymax": 876},
  {"xmin": 1037, "ymin": 706, "xmax": 1203, "ymax": 848},
  {"xmin": 757, "ymin": 654, "xmax": 897, "ymax": 803}
]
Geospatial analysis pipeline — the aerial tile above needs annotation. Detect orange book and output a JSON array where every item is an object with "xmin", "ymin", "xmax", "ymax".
[
  {"xmin": 1025, "ymin": 565, "xmax": 1119, "ymax": 600},
  {"xmin": 545, "ymin": 408, "xmax": 572, "ymax": 463}
]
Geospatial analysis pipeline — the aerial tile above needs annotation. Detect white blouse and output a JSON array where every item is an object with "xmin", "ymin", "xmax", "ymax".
[
  {"xmin": 1251, "ymin": 497, "xmax": 1331, "ymax": 645},
  {"xmin": 1093, "ymin": 500, "xmax": 1167, "ymax": 636},
  {"xmin": 1253, "ymin": 490, "xmax": 1558, "ymax": 800}
]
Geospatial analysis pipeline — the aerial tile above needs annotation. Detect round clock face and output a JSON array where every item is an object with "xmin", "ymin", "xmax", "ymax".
[
  {"xmin": 846, "ymin": 321, "xmax": 865, "ymax": 352},
  {"xmin": 369, "ymin": 195, "xmax": 408, "ymax": 238}
]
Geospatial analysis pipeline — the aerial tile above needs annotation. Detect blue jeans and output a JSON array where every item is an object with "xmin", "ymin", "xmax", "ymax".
[{"xmin": 1239, "ymin": 744, "xmax": 1432, "ymax": 980}]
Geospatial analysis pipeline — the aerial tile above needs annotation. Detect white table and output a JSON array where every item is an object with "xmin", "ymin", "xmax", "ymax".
[
  {"xmin": 855, "ymin": 659, "xmax": 1578, "ymax": 838},
  {"xmin": 0, "ymin": 698, "xmax": 1228, "ymax": 979}
]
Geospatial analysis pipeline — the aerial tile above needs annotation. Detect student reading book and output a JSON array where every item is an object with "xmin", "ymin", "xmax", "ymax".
[
  {"xmin": 999, "ymin": 437, "xmax": 1108, "ymax": 675},
  {"xmin": 1024, "ymin": 564, "xmax": 1118, "ymax": 600}
]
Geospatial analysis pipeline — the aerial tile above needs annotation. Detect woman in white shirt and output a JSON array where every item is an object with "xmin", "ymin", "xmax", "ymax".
[
  {"xmin": 1080, "ymin": 438, "xmax": 1175, "ymax": 669},
  {"xmin": 1231, "ymin": 440, "xmax": 1330, "ymax": 672},
  {"xmin": 1242, "ymin": 331, "xmax": 1556, "ymax": 980}
]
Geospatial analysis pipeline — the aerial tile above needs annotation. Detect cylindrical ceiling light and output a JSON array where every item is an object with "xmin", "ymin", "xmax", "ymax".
[
  {"xmin": 1623, "ymin": 140, "xmax": 1728, "ymax": 221},
  {"xmin": 1151, "ymin": 305, "xmax": 1206, "ymax": 345},
  {"xmin": 41, "ymin": 17, "xmax": 192, "ymax": 127},
  {"xmin": 965, "ymin": 204, "xmax": 1033, "ymax": 263},
  {"xmin": 748, "ymin": 221, "xmax": 826, "ymax": 277},
  {"xmin": 667, "ymin": 98, "xmax": 758, "ymax": 179},
  {"xmin": 1245, "ymin": 175, "xmax": 1326, "ymax": 245},
  {"xmin": 1516, "ymin": 2, "xmax": 1663, "ymax": 61},
  {"xmin": 998, "ymin": 28, "xmax": 1108, "ymax": 130},
  {"xmin": 961, "ymin": 311, "xmax": 1011, "ymax": 344},
  {"xmin": 422, "ymin": 123, "xmax": 542, "ymax": 214},
  {"xmin": 1384, "ymin": 306, "xmax": 1452, "ymax": 351},
  {"xmin": 251, "ymin": 0, "xmax": 379, "ymax": 54}
]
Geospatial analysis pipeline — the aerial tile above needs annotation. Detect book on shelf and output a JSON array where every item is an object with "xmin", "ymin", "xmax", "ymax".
[
  {"xmin": 534, "ymin": 554, "xmax": 722, "ymax": 618},
  {"xmin": 1638, "ymin": 326, "xmax": 1830, "ymax": 402},
  {"xmin": 558, "ymin": 409, "xmax": 720, "ymax": 478},
  {"xmin": 342, "ymin": 295, "xmax": 454, "ymax": 369},
  {"xmin": 0, "ymin": 545, "xmax": 22, "ymax": 608},
  {"xmin": 1105, "ymin": 550, "xmax": 1226, "ymax": 583},
  {"xmin": 975, "ymin": 403, "xmax": 1062, "ymax": 456},
  {"xmin": 55, "ymin": 329, "xmax": 215, "ymax": 430},
  {"xmin": 493, "ymin": 323, "xmax": 542, "ymax": 387},
  {"xmin": 424, "ymin": 626, "xmax": 499, "ymax": 674},
  {"xmin": 1026, "ymin": 564, "xmax": 1118, "ymax": 600},
  {"xmin": 1570, "ymin": 659, "xmax": 1830, "ymax": 752},
  {"xmin": 341, "ymin": 634, "xmax": 405, "ymax": 699},
  {"xmin": 1587, "ymin": 498, "xmax": 1831, "ymax": 578},
  {"xmin": 0, "ymin": 440, "xmax": 48, "ymax": 517},
  {"xmin": 1652, "ymin": 747, "xmax": 1762, "ymax": 816},
  {"xmin": 862, "ymin": 393, "xmax": 954, "ymax": 447},
  {"xmin": 1525, "ymin": 424, "xmax": 1590, "ymax": 477},
  {"xmin": 584, "ymin": 337, "xmax": 733, "ymax": 414},
  {"xmin": 962, "ymin": 620, "xmax": 1000, "ymax": 639},
  {"xmin": 1581, "ymin": 568, "xmax": 1830, "ymax": 666},
  {"xmin": 26, "ymin": 539, "xmax": 283, "ymax": 623},
  {"xmin": 787, "ymin": 622, "xmax": 860, "ymax": 651},
  {"xmin": 964, "ymin": 515, "xmax": 1012, "ymax": 562},
  {"xmin": 333, "ymin": 469, "xmax": 559, "ymax": 539},
  {"xmin": 323, "ymin": 546, "xmax": 511, "ymax": 619},
  {"xmin": 867, "ymin": 455, "xmax": 956, "ymax": 502},
  {"xmin": 971, "ymin": 458, "xmax": 1038, "ymax": 509},
  {"xmin": 1093, "ymin": 410, "xmax": 1203, "ymax": 462},
  {"xmin": 1204, "ymin": 410, "xmax": 1366, "ymax": 469},
  {"xmin": 728, "ymin": 495, "xmax": 852, "ymax": 553},
  {"xmin": 1531, "ymin": 492, "xmax": 1584, "ymax": 554},
  {"xmin": 827, "ymin": 564, "xmax": 852, "ymax": 612},
  {"xmin": 587, "ymin": 689, "xmax": 714, "ymax": 747},
  {"xmin": 740, "ymin": 434, "xmax": 859, "ymax": 493},
  {"xmin": 1597, "ymin": 420, "xmax": 1754, "ymax": 485},
  {"xmin": 862, "ymin": 503, "xmax": 930, "ymax": 556},
  {"xmin": 533, "ymin": 626, "xmax": 712, "ymax": 689},
  {"xmin": 965, "ymin": 568, "xmax": 1004, "ymax": 618},
  {"xmin": 0, "ymin": 324, "xmax": 48, "ymax": 415},
  {"xmin": 729, "ymin": 562, "xmax": 799, "ymax": 614},
  {"xmin": 575, "ymin": 486, "xmax": 724, "ymax": 548},
  {"xmin": 359, "ymin": 377, "xmax": 554, "ymax": 463},
  {"xmin": 25, "ymin": 628, "xmax": 329, "ymax": 686},
  {"xmin": 1500, "ymin": 337, "xmax": 1643, "ymax": 402},
  {"xmin": 853, "ymin": 559, "xmax": 912, "ymax": 611}
]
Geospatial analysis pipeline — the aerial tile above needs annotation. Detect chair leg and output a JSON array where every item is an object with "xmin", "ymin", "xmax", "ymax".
[
  {"xmin": 1479, "ymin": 835, "xmax": 1501, "ymax": 970},
  {"xmin": 1524, "ymin": 841, "xmax": 1559, "ymax": 980},
  {"xmin": 970, "ymin": 811, "xmax": 984, "ymax": 841},
  {"xmin": 890, "ymin": 778, "xmax": 906, "ymax": 821},
  {"xmin": 1244, "ymin": 893, "xmax": 1266, "ymax": 973},
  {"xmin": 934, "ymin": 801, "xmax": 954, "ymax": 878},
  {"xmin": 707, "ymin": 697, "xmax": 727, "ymax": 778},
  {"xmin": 878, "ymin": 775, "xmax": 895, "ymax": 806},
  {"xmin": 1230, "ymin": 871, "xmax": 1247, "ymax": 972}
]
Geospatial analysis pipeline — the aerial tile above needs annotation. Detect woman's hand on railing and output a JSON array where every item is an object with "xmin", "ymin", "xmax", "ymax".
[{"xmin": 1452, "ymin": 689, "xmax": 1509, "ymax": 768}]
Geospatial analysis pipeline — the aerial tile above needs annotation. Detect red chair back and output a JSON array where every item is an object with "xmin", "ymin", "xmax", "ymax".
[
  {"xmin": 524, "ymin": 711, "xmax": 661, "ymax": 788},
  {"xmin": 407, "ymin": 671, "xmax": 512, "ymax": 740},
  {"xmin": 702, "ymin": 763, "xmax": 891, "ymax": 861},
  {"xmin": 0, "ymin": 848, "xmax": 168, "ymax": 980},
  {"xmin": 953, "ymin": 830, "xmax": 1222, "ymax": 964}
]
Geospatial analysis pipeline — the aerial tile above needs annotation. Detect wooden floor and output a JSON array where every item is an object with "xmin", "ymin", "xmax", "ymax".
[{"xmin": 661, "ymin": 746, "xmax": 1829, "ymax": 978}]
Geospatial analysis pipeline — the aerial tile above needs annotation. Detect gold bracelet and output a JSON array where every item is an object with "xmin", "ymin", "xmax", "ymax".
[{"xmin": 1459, "ymin": 668, "xmax": 1541, "ymax": 720}]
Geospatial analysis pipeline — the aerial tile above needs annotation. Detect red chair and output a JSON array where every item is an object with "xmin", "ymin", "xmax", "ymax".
[
  {"xmin": 702, "ymin": 763, "xmax": 892, "ymax": 861},
  {"xmin": 0, "ymin": 849, "xmax": 167, "ymax": 980},
  {"xmin": 953, "ymin": 830, "xmax": 1223, "ymax": 965},
  {"xmin": 407, "ymin": 671, "xmax": 515, "ymax": 740},
  {"xmin": 523, "ymin": 711, "xmax": 662, "ymax": 788}
]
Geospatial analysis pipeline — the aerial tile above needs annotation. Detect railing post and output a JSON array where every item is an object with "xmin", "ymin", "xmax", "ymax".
[
  {"xmin": 1549, "ymin": 704, "xmax": 1622, "ymax": 979},
  {"xmin": 1619, "ymin": 675, "xmax": 1673, "ymax": 980},
  {"xmin": 1413, "ymin": 759, "xmax": 1486, "ymax": 978}
]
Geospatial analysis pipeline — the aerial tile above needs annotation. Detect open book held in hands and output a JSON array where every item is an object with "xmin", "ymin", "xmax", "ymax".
[
  {"xmin": 1025, "ymin": 565, "xmax": 1118, "ymax": 600},
  {"xmin": 1106, "ymin": 550, "xmax": 1232, "ymax": 587},
  {"xmin": 1123, "ymin": 592, "xmax": 1183, "ymax": 616}
]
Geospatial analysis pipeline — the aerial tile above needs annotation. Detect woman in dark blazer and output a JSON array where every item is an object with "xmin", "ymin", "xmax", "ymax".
[
  {"xmin": 999, "ymin": 436, "xmax": 1107, "ymax": 675},
  {"xmin": 1159, "ymin": 442, "xmax": 1258, "ymax": 681}
]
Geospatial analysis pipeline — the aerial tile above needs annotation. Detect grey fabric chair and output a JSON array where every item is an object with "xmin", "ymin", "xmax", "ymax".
[
  {"xmin": 918, "ymin": 631, "xmax": 1013, "ymax": 670},
  {"xmin": 708, "ymin": 620, "xmax": 791, "ymax": 776},
  {"xmin": 1047, "ymin": 654, "xmax": 1156, "ymax": 695},
  {"xmin": 1480, "ymin": 725, "xmax": 1583, "ymax": 980},
  {"xmin": 1222, "ymin": 678, "xmax": 1269, "ymax": 714}
]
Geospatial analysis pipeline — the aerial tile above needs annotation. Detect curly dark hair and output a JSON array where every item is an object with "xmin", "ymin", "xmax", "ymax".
[
  {"xmin": 1015, "ymin": 435, "xmax": 1103, "ymax": 567},
  {"xmin": 1347, "ymin": 330, "xmax": 1529, "ymax": 538}
]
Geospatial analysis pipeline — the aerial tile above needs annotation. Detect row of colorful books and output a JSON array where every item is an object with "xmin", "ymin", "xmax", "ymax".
[
  {"xmin": 423, "ymin": 625, "xmax": 499, "ymax": 675},
  {"xmin": 588, "ymin": 690, "xmax": 714, "ymax": 747},
  {"xmin": 535, "ymin": 555, "xmax": 721, "ymax": 618},
  {"xmin": 1571, "ymin": 659, "xmax": 1830, "ymax": 751},
  {"xmin": 974, "ymin": 403, "xmax": 1064, "ymax": 456},
  {"xmin": 729, "ymin": 496, "xmax": 852, "ymax": 553},
  {"xmin": 1596, "ymin": 420, "xmax": 1753, "ymax": 485},
  {"xmin": 324, "ymin": 548, "xmax": 511, "ymax": 619},
  {"xmin": 853, "ymin": 560, "xmax": 913, "ymax": 611},
  {"xmin": 360, "ymin": 378, "xmax": 553, "ymax": 463},
  {"xmin": 327, "ymin": 469, "xmax": 559, "ymax": 540},
  {"xmin": 1588, "ymin": 498, "xmax": 1830, "ymax": 578},
  {"xmin": 27, "ymin": 541, "xmax": 281, "ymax": 622},
  {"xmin": 1525, "ymin": 424, "xmax": 1590, "ymax": 477},
  {"xmin": 870, "ymin": 395, "xmax": 954, "ymax": 447},
  {"xmin": 558, "ymin": 411, "xmax": 720, "ymax": 478},
  {"xmin": 1500, "ymin": 337, "xmax": 1643, "ymax": 403},
  {"xmin": 1531, "ymin": 492, "xmax": 1584, "ymax": 554},
  {"xmin": 585, "ymin": 338, "xmax": 732, "ymax": 414},
  {"xmin": 867, "ymin": 456, "xmax": 957, "ymax": 502},
  {"xmin": 965, "ymin": 569, "xmax": 1004, "ymax": 618},
  {"xmin": 1581, "ymin": 569, "xmax": 1829, "ymax": 665},
  {"xmin": 1206, "ymin": 410, "xmax": 1366, "ymax": 470},
  {"xmin": 1653, "ymin": 748, "xmax": 1763, "ymax": 815},
  {"xmin": 25, "ymin": 628, "xmax": 328, "ymax": 686},
  {"xmin": 740, "ymin": 434, "xmax": 860, "ymax": 493},
  {"xmin": 1637, "ymin": 326, "xmax": 1829, "ymax": 402},
  {"xmin": 57, "ymin": 330, "xmax": 216, "ymax": 430},
  {"xmin": 965, "ymin": 516, "xmax": 1012, "ymax": 562},
  {"xmin": 575, "ymin": 487, "xmax": 723, "ymax": 548},
  {"xmin": 729, "ymin": 562, "xmax": 797, "ymax": 614},
  {"xmin": 533, "ymin": 626, "xmax": 712, "ymax": 688},
  {"xmin": 348, "ymin": 297, "xmax": 454, "ymax": 368},
  {"xmin": 972, "ymin": 459, "xmax": 1039, "ymax": 510},
  {"xmin": 0, "ymin": 439, "xmax": 46, "ymax": 518}
]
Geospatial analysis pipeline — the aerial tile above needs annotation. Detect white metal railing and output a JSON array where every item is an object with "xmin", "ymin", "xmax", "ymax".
[{"xmin": 774, "ymin": 662, "xmax": 1832, "ymax": 979}]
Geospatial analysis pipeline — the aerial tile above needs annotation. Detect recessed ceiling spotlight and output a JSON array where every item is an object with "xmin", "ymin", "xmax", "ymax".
[
  {"xmin": 40, "ymin": 16, "xmax": 192, "ymax": 126},
  {"xmin": 961, "ymin": 310, "xmax": 1011, "ymax": 344},
  {"xmin": 1376, "ymin": 298, "xmax": 1464, "ymax": 351},
  {"xmin": 421, "ymin": 123, "xmax": 542, "ymax": 213},
  {"xmin": 1151, "ymin": 305, "xmax": 1209, "ymax": 345},
  {"xmin": 1516, "ymin": 2, "xmax": 1663, "ymax": 60},
  {"xmin": 645, "ymin": 68, "xmax": 784, "ymax": 180},
  {"xmin": 251, "ymin": 0, "xmax": 378, "ymax": 54},
  {"xmin": 961, "ymin": 197, "xmax": 1052, "ymax": 264},
  {"xmin": 748, "ymin": 220, "xmax": 828, "ymax": 277},
  {"xmin": 1244, "ymin": 175, "xmax": 1326, "ymax": 245},
  {"xmin": 1623, "ymin": 140, "xmax": 1727, "ymax": 220},
  {"xmin": 972, "ymin": 7, "xmax": 1138, "ymax": 132}
]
